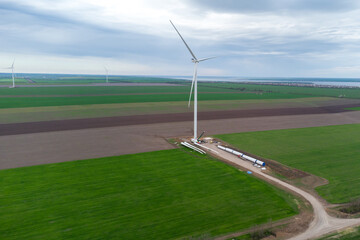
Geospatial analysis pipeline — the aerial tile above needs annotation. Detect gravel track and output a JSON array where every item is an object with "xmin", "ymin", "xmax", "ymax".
[{"xmin": 205, "ymin": 143, "xmax": 360, "ymax": 240}]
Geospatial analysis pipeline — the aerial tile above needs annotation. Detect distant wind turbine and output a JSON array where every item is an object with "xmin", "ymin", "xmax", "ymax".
[
  {"xmin": 170, "ymin": 20, "xmax": 215, "ymax": 142},
  {"xmin": 104, "ymin": 66, "xmax": 109, "ymax": 83},
  {"xmin": 5, "ymin": 59, "xmax": 15, "ymax": 88}
]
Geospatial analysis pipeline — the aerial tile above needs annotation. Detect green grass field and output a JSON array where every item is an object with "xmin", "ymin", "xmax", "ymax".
[
  {"xmin": 0, "ymin": 78, "xmax": 28, "ymax": 84},
  {"xmin": 1, "ymin": 80, "xmax": 357, "ymax": 109},
  {"xmin": 0, "ymin": 75, "xmax": 187, "ymax": 85},
  {"xmin": 200, "ymin": 82, "xmax": 360, "ymax": 99},
  {"xmin": 347, "ymin": 107, "xmax": 360, "ymax": 111},
  {"xmin": 2, "ymin": 77, "xmax": 360, "ymax": 99},
  {"xmin": 216, "ymin": 124, "xmax": 360, "ymax": 203},
  {"xmin": 0, "ymin": 149, "xmax": 298, "ymax": 239},
  {"xmin": 0, "ymin": 85, "xmax": 239, "ymax": 96},
  {"xmin": 38, "ymin": 76, "xmax": 186, "ymax": 84},
  {"xmin": 0, "ymin": 92, "xmax": 310, "ymax": 109}
]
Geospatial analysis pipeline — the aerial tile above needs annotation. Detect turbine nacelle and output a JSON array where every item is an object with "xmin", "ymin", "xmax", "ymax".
[{"xmin": 192, "ymin": 57, "xmax": 216, "ymax": 64}]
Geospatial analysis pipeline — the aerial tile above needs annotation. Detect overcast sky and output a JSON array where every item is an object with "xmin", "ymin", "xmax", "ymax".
[{"xmin": 2, "ymin": 0, "xmax": 360, "ymax": 77}]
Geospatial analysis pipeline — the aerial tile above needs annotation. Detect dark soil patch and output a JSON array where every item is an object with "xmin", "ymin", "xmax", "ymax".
[
  {"xmin": 265, "ymin": 159, "xmax": 309, "ymax": 179},
  {"xmin": 299, "ymin": 175, "xmax": 328, "ymax": 189},
  {"xmin": 340, "ymin": 199, "xmax": 360, "ymax": 214},
  {"xmin": 0, "ymin": 104, "xmax": 357, "ymax": 136}
]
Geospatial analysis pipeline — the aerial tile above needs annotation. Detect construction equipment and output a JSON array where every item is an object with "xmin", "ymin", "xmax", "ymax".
[{"xmin": 196, "ymin": 131, "xmax": 206, "ymax": 143}]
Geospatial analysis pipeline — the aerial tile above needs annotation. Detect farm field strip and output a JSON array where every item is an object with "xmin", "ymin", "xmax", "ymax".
[
  {"xmin": 200, "ymin": 82, "xmax": 360, "ymax": 99},
  {"xmin": 0, "ymin": 149, "xmax": 298, "ymax": 240},
  {"xmin": 0, "ymin": 97, "xmax": 344, "ymax": 124},
  {"xmin": 0, "ymin": 76, "xmax": 187, "ymax": 85},
  {"xmin": 1, "ymin": 104, "xmax": 355, "ymax": 136},
  {"xmin": 45, "ymin": 76, "xmax": 186, "ymax": 83},
  {"xmin": 0, "ymin": 85, "xmax": 242, "ymax": 95},
  {"xmin": 0, "ymin": 91, "xmax": 268, "ymax": 98},
  {"xmin": 347, "ymin": 107, "xmax": 360, "ymax": 111},
  {"xmin": 0, "ymin": 79, "xmax": 28, "ymax": 84},
  {"xmin": 216, "ymin": 124, "xmax": 360, "ymax": 203},
  {"xmin": 2, "ymin": 110, "xmax": 360, "ymax": 170},
  {"xmin": 0, "ymin": 92, "xmax": 312, "ymax": 109}
]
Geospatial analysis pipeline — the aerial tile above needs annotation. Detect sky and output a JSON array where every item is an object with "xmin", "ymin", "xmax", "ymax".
[{"xmin": 1, "ymin": 0, "xmax": 360, "ymax": 77}]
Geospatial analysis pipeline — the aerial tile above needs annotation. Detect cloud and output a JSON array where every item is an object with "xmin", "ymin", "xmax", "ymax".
[
  {"xmin": 0, "ymin": 3, "xmax": 175, "ymax": 58},
  {"xmin": 1, "ymin": 0, "xmax": 360, "ymax": 77},
  {"xmin": 229, "ymin": 51, "xmax": 286, "ymax": 56},
  {"xmin": 333, "ymin": 66, "xmax": 360, "ymax": 73},
  {"xmin": 0, "ymin": 52, "xmax": 193, "ymax": 75},
  {"xmin": 190, "ymin": 0, "xmax": 359, "ymax": 13}
]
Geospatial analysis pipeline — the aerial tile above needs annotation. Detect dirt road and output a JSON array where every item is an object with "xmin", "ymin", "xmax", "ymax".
[{"xmin": 204, "ymin": 143, "xmax": 360, "ymax": 240}]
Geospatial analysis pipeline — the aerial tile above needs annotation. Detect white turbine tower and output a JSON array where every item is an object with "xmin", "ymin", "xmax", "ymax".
[
  {"xmin": 170, "ymin": 20, "xmax": 214, "ymax": 142},
  {"xmin": 104, "ymin": 66, "xmax": 109, "ymax": 84},
  {"xmin": 5, "ymin": 59, "xmax": 15, "ymax": 88}
]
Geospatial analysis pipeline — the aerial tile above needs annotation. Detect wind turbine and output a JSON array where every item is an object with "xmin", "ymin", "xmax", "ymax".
[
  {"xmin": 5, "ymin": 59, "xmax": 15, "ymax": 88},
  {"xmin": 104, "ymin": 66, "xmax": 109, "ymax": 84},
  {"xmin": 170, "ymin": 20, "xmax": 214, "ymax": 142}
]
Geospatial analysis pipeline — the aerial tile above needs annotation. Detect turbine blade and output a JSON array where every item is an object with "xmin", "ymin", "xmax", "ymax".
[
  {"xmin": 198, "ymin": 56, "xmax": 216, "ymax": 62},
  {"xmin": 188, "ymin": 78, "xmax": 195, "ymax": 108},
  {"xmin": 169, "ymin": 20, "xmax": 197, "ymax": 61},
  {"xmin": 12, "ymin": 59, "xmax": 15, "ymax": 68},
  {"xmin": 188, "ymin": 63, "xmax": 198, "ymax": 107}
]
